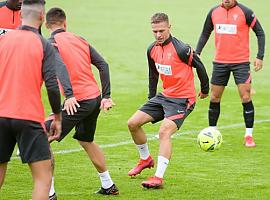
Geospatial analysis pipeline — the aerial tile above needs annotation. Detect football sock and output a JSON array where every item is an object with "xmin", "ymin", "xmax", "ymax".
[
  {"xmin": 209, "ymin": 102, "xmax": 220, "ymax": 126},
  {"xmin": 209, "ymin": 126, "xmax": 217, "ymax": 130},
  {"xmin": 136, "ymin": 143, "xmax": 150, "ymax": 160},
  {"xmin": 245, "ymin": 128, "xmax": 253, "ymax": 137},
  {"xmin": 155, "ymin": 156, "xmax": 169, "ymax": 178},
  {"xmin": 242, "ymin": 101, "xmax": 254, "ymax": 130},
  {"xmin": 98, "ymin": 170, "xmax": 113, "ymax": 189},
  {"xmin": 49, "ymin": 177, "xmax": 55, "ymax": 196}
]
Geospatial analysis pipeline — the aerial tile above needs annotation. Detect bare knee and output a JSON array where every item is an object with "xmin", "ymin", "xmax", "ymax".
[
  {"xmin": 158, "ymin": 128, "xmax": 172, "ymax": 141},
  {"xmin": 241, "ymin": 94, "xmax": 251, "ymax": 103},
  {"xmin": 127, "ymin": 118, "xmax": 140, "ymax": 132},
  {"xmin": 211, "ymin": 93, "xmax": 221, "ymax": 102}
]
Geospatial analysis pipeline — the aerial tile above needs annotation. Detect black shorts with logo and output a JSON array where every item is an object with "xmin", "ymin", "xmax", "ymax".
[
  {"xmin": 45, "ymin": 96, "xmax": 101, "ymax": 142},
  {"xmin": 211, "ymin": 62, "xmax": 251, "ymax": 86},
  {"xmin": 140, "ymin": 93, "xmax": 195, "ymax": 129},
  {"xmin": 0, "ymin": 118, "xmax": 51, "ymax": 163}
]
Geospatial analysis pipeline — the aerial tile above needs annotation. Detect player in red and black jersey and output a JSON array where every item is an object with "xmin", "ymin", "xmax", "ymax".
[
  {"xmin": 127, "ymin": 13, "xmax": 209, "ymax": 189},
  {"xmin": 196, "ymin": 0, "xmax": 265, "ymax": 147},
  {"xmin": 45, "ymin": 7, "xmax": 119, "ymax": 198},
  {"xmin": 0, "ymin": 1, "xmax": 61, "ymax": 199},
  {"xmin": 0, "ymin": 0, "xmax": 22, "ymax": 34}
]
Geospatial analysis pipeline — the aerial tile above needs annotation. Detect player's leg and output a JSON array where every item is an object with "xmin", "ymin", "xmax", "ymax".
[
  {"xmin": 14, "ymin": 119, "xmax": 52, "ymax": 200},
  {"xmin": 209, "ymin": 84, "xmax": 225, "ymax": 128},
  {"xmin": 73, "ymin": 97, "xmax": 119, "ymax": 195},
  {"xmin": 45, "ymin": 102, "xmax": 90, "ymax": 199},
  {"xmin": 78, "ymin": 140, "xmax": 119, "ymax": 195},
  {"xmin": 233, "ymin": 63, "xmax": 255, "ymax": 147},
  {"xmin": 209, "ymin": 63, "xmax": 230, "ymax": 128},
  {"xmin": 0, "ymin": 118, "xmax": 16, "ymax": 189},
  {"xmin": 141, "ymin": 118, "xmax": 177, "ymax": 189},
  {"xmin": 29, "ymin": 160, "xmax": 52, "ymax": 200},
  {"xmin": 127, "ymin": 96, "xmax": 163, "ymax": 176},
  {"xmin": 0, "ymin": 163, "xmax": 7, "ymax": 188},
  {"xmin": 141, "ymin": 96, "xmax": 194, "ymax": 189}
]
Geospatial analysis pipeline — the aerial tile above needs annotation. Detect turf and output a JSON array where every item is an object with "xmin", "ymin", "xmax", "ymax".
[{"xmin": 1, "ymin": 0, "xmax": 270, "ymax": 199}]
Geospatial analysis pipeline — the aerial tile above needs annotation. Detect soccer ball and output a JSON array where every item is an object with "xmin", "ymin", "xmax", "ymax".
[{"xmin": 197, "ymin": 128, "xmax": 222, "ymax": 152}]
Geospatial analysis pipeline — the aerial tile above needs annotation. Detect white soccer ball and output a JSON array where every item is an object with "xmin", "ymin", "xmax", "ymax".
[{"xmin": 197, "ymin": 127, "xmax": 222, "ymax": 152}]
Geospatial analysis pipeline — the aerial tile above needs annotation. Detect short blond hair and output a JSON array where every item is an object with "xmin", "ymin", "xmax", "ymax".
[{"xmin": 151, "ymin": 12, "xmax": 169, "ymax": 24}]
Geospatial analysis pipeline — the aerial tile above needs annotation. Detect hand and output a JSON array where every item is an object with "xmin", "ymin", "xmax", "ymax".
[
  {"xmin": 254, "ymin": 58, "xmax": 263, "ymax": 72},
  {"xmin": 63, "ymin": 97, "xmax": 80, "ymax": 115},
  {"xmin": 100, "ymin": 98, "xmax": 115, "ymax": 113},
  {"xmin": 198, "ymin": 92, "xmax": 208, "ymax": 99},
  {"xmin": 47, "ymin": 114, "xmax": 62, "ymax": 142}
]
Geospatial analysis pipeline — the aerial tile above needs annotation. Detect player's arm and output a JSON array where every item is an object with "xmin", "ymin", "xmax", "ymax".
[
  {"xmin": 242, "ymin": 6, "xmax": 265, "ymax": 71},
  {"xmin": 192, "ymin": 52, "xmax": 209, "ymax": 98},
  {"xmin": 90, "ymin": 45, "xmax": 114, "ymax": 111},
  {"xmin": 147, "ymin": 45, "xmax": 159, "ymax": 99},
  {"xmin": 195, "ymin": 8, "xmax": 214, "ymax": 55},
  {"xmin": 41, "ymin": 40, "xmax": 62, "ymax": 140}
]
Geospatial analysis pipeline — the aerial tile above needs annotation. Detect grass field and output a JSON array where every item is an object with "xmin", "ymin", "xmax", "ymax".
[{"xmin": 1, "ymin": 0, "xmax": 270, "ymax": 199}]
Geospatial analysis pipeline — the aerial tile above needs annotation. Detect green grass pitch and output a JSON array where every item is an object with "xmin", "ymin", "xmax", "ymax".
[{"xmin": 1, "ymin": 0, "xmax": 270, "ymax": 199}]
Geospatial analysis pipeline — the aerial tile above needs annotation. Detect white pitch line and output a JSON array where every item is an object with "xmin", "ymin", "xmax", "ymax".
[{"xmin": 11, "ymin": 119, "xmax": 270, "ymax": 160}]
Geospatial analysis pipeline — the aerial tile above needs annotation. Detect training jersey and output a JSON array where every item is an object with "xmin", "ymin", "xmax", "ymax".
[
  {"xmin": 0, "ymin": 1, "xmax": 21, "ymax": 34},
  {"xmin": 49, "ymin": 29, "xmax": 111, "ymax": 101},
  {"xmin": 196, "ymin": 2, "xmax": 265, "ymax": 63},
  {"xmin": 0, "ymin": 26, "xmax": 61, "ymax": 123},
  {"xmin": 147, "ymin": 35, "xmax": 209, "ymax": 100}
]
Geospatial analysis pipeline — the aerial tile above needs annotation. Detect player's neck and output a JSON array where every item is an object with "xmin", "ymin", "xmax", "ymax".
[{"xmin": 21, "ymin": 21, "xmax": 41, "ymax": 30}]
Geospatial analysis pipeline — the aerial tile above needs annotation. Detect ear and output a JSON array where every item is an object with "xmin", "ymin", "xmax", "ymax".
[
  {"xmin": 63, "ymin": 20, "xmax": 67, "ymax": 30},
  {"xmin": 45, "ymin": 22, "xmax": 49, "ymax": 29}
]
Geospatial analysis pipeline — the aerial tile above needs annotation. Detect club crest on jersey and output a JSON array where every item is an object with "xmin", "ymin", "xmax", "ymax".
[
  {"xmin": 155, "ymin": 63, "xmax": 172, "ymax": 75},
  {"xmin": 233, "ymin": 14, "xmax": 238, "ymax": 21},
  {"xmin": 216, "ymin": 24, "xmax": 237, "ymax": 35}
]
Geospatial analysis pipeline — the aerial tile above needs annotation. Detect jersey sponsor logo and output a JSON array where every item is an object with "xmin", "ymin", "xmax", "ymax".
[
  {"xmin": 216, "ymin": 24, "xmax": 237, "ymax": 35},
  {"xmin": 155, "ymin": 63, "xmax": 172, "ymax": 75},
  {"xmin": 0, "ymin": 28, "xmax": 11, "ymax": 36}
]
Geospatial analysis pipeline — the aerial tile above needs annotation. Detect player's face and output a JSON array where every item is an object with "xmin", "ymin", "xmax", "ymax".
[
  {"xmin": 7, "ymin": 0, "xmax": 22, "ymax": 10},
  {"xmin": 151, "ymin": 21, "xmax": 171, "ymax": 45},
  {"xmin": 222, "ymin": 0, "xmax": 236, "ymax": 9}
]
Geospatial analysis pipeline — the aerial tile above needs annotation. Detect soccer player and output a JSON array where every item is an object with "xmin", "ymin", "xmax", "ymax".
[
  {"xmin": 0, "ymin": 1, "xmax": 62, "ymax": 200},
  {"xmin": 45, "ymin": 7, "xmax": 119, "ymax": 198},
  {"xmin": 0, "ymin": 0, "xmax": 22, "ymax": 34},
  {"xmin": 196, "ymin": 0, "xmax": 265, "ymax": 147},
  {"xmin": 127, "ymin": 13, "xmax": 209, "ymax": 189}
]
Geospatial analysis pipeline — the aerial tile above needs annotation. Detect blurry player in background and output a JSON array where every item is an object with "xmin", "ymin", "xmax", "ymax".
[
  {"xmin": 0, "ymin": 0, "xmax": 62, "ymax": 199},
  {"xmin": 45, "ymin": 7, "xmax": 119, "ymax": 199},
  {"xmin": 127, "ymin": 13, "xmax": 209, "ymax": 189},
  {"xmin": 0, "ymin": 0, "xmax": 22, "ymax": 34},
  {"xmin": 196, "ymin": 0, "xmax": 265, "ymax": 147}
]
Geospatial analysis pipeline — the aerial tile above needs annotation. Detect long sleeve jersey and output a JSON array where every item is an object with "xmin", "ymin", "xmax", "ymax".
[
  {"xmin": 148, "ymin": 35, "xmax": 209, "ymax": 100},
  {"xmin": 196, "ymin": 2, "xmax": 265, "ymax": 63},
  {"xmin": 49, "ymin": 29, "xmax": 111, "ymax": 101},
  {"xmin": 0, "ymin": 25, "xmax": 61, "ymax": 123}
]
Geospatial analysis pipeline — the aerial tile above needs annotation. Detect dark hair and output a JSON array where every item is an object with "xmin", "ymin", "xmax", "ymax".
[
  {"xmin": 46, "ymin": 7, "xmax": 66, "ymax": 26},
  {"xmin": 23, "ymin": 0, "xmax": 45, "ymax": 5},
  {"xmin": 151, "ymin": 12, "xmax": 169, "ymax": 24}
]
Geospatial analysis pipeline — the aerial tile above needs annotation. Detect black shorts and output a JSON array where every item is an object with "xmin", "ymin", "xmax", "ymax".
[
  {"xmin": 0, "ymin": 118, "xmax": 51, "ymax": 164},
  {"xmin": 211, "ymin": 62, "xmax": 251, "ymax": 86},
  {"xmin": 140, "ymin": 93, "xmax": 195, "ymax": 129},
  {"xmin": 45, "ymin": 96, "xmax": 101, "ymax": 142}
]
